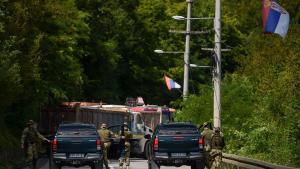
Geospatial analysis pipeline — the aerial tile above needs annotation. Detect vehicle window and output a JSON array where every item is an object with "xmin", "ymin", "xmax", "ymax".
[
  {"xmin": 162, "ymin": 112, "xmax": 171, "ymax": 123},
  {"xmin": 136, "ymin": 114, "xmax": 143, "ymax": 125},
  {"xmin": 159, "ymin": 125, "xmax": 198, "ymax": 135},
  {"xmin": 58, "ymin": 126, "xmax": 97, "ymax": 135}
]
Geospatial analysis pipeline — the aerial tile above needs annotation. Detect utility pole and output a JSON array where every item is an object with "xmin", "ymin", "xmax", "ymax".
[
  {"xmin": 213, "ymin": 0, "xmax": 221, "ymax": 128},
  {"xmin": 183, "ymin": 0, "xmax": 193, "ymax": 100}
]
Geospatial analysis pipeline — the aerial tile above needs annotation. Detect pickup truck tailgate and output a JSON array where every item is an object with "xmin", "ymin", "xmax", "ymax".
[
  {"xmin": 57, "ymin": 136, "xmax": 98, "ymax": 153},
  {"xmin": 158, "ymin": 135, "xmax": 199, "ymax": 152}
]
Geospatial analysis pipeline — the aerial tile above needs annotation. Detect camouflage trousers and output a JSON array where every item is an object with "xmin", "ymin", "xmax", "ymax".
[
  {"xmin": 103, "ymin": 142, "xmax": 111, "ymax": 169},
  {"xmin": 210, "ymin": 149, "xmax": 222, "ymax": 169},
  {"xmin": 119, "ymin": 142, "xmax": 130, "ymax": 169},
  {"xmin": 25, "ymin": 144, "xmax": 38, "ymax": 169},
  {"xmin": 204, "ymin": 151, "xmax": 212, "ymax": 169}
]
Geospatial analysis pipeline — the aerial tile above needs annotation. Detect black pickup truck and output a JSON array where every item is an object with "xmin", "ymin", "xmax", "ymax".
[
  {"xmin": 147, "ymin": 123, "xmax": 205, "ymax": 169},
  {"xmin": 50, "ymin": 123, "xmax": 103, "ymax": 169}
]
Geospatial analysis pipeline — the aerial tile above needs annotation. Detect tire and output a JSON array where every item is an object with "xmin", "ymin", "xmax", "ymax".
[
  {"xmin": 91, "ymin": 160, "xmax": 104, "ymax": 169},
  {"xmin": 148, "ymin": 160, "xmax": 160, "ymax": 169},
  {"xmin": 49, "ymin": 160, "xmax": 61, "ymax": 169},
  {"xmin": 148, "ymin": 160, "xmax": 151, "ymax": 169},
  {"xmin": 191, "ymin": 160, "xmax": 205, "ymax": 169},
  {"xmin": 144, "ymin": 141, "xmax": 150, "ymax": 159}
]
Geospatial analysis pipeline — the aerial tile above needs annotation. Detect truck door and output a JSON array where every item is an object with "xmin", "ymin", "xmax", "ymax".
[
  {"xmin": 136, "ymin": 113, "xmax": 144, "ymax": 133},
  {"xmin": 131, "ymin": 113, "xmax": 144, "ymax": 133}
]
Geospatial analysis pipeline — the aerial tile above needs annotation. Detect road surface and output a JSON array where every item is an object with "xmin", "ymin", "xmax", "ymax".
[{"xmin": 37, "ymin": 158, "xmax": 191, "ymax": 169}]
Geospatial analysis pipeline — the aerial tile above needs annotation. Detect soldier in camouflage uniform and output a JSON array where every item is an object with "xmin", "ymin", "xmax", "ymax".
[
  {"xmin": 201, "ymin": 122, "xmax": 214, "ymax": 169},
  {"xmin": 210, "ymin": 127, "xmax": 225, "ymax": 169},
  {"xmin": 119, "ymin": 122, "xmax": 133, "ymax": 169},
  {"xmin": 98, "ymin": 123, "xmax": 113, "ymax": 169},
  {"xmin": 21, "ymin": 120, "xmax": 49, "ymax": 169}
]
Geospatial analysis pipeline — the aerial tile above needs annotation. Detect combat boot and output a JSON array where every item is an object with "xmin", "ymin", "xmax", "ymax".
[
  {"xmin": 118, "ymin": 159, "xmax": 123, "ymax": 169},
  {"xmin": 32, "ymin": 159, "xmax": 37, "ymax": 169}
]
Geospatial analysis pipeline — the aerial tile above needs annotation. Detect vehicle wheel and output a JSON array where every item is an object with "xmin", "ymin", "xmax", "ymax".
[
  {"xmin": 191, "ymin": 160, "xmax": 205, "ymax": 169},
  {"xmin": 148, "ymin": 160, "xmax": 160, "ymax": 169},
  {"xmin": 49, "ymin": 160, "xmax": 61, "ymax": 169},
  {"xmin": 148, "ymin": 160, "xmax": 151, "ymax": 169},
  {"xmin": 91, "ymin": 161, "xmax": 103, "ymax": 169}
]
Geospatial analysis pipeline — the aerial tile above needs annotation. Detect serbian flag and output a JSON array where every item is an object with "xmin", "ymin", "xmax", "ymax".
[
  {"xmin": 164, "ymin": 75, "xmax": 181, "ymax": 91},
  {"xmin": 262, "ymin": 0, "xmax": 289, "ymax": 38}
]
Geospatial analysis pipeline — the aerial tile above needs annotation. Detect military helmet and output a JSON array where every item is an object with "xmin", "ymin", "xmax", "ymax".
[
  {"xmin": 203, "ymin": 122, "xmax": 208, "ymax": 128},
  {"xmin": 27, "ymin": 120, "xmax": 34, "ymax": 125}
]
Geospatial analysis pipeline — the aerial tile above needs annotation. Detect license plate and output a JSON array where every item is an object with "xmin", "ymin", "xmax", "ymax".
[
  {"xmin": 72, "ymin": 160, "xmax": 81, "ymax": 165},
  {"xmin": 174, "ymin": 159, "xmax": 183, "ymax": 164},
  {"xmin": 69, "ymin": 153, "xmax": 84, "ymax": 158},
  {"xmin": 171, "ymin": 153, "xmax": 186, "ymax": 157}
]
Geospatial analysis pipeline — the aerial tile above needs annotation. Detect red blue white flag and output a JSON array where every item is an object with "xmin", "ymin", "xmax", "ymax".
[
  {"xmin": 262, "ymin": 0, "xmax": 289, "ymax": 37},
  {"xmin": 164, "ymin": 75, "xmax": 181, "ymax": 91}
]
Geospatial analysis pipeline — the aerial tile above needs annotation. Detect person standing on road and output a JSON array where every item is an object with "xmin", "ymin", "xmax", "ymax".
[
  {"xmin": 119, "ymin": 122, "xmax": 133, "ymax": 169},
  {"xmin": 21, "ymin": 120, "xmax": 50, "ymax": 169},
  {"xmin": 210, "ymin": 127, "xmax": 225, "ymax": 169},
  {"xmin": 98, "ymin": 123, "xmax": 113, "ymax": 169},
  {"xmin": 201, "ymin": 122, "xmax": 214, "ymax": 169}
]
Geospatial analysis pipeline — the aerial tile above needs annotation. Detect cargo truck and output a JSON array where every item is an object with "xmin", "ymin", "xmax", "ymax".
[
  {"xmin": 40, "ymin": 101, "xmax": 175, "ymax": 158},
  {"xmin": 77, "ymin": 104, "xmax": 156, "ymax": 158}
]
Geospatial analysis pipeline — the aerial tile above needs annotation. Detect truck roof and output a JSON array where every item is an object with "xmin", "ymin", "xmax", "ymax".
[
  {"xmin": 80, "ymin": 105, "xmax": 129, "ymax": 113},
  {"xmin": 158, "ymin": 122, "xmax": 196, "ymax": 128},
  {"xmin": 130, "ymin": 105, "xmax": 176, "ymax": 113}
]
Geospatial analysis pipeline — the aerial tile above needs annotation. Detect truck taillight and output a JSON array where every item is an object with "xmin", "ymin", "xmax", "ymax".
[
  {"xmin": 96, "ymin": 139, "xmax": 101, "ymax": 151},
  {"xmin": 153, "ymin": 137, "xmax": 159, "ymax": 151},
  {"xmin": 198, "ymin": 137, "xmax": 203, "ymax": 145},
  {"xmin": 198, "ymin": 137, "xmax": 203, "ymax": 149},
  {"xmin": 52, "ymin": 138, "xmax": 58, "ymax": 152}
]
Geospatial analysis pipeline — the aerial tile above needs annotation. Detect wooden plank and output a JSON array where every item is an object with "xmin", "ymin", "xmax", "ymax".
[
  {"xmin": 222, "ymin": 158, "xmax": 264, "ymax": 169},
  {"xmin": 222, "ymin": 153, "xmax": 300, "ymax": 169}
]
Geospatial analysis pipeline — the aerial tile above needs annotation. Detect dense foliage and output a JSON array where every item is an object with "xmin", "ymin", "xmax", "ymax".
[
  {"xmin": 177, "ymin": 0, "xmax": 300, "ymax": 167},
  {"xmin": 0, "ymin": 0, "xmax": 299, "ymax": 167}
]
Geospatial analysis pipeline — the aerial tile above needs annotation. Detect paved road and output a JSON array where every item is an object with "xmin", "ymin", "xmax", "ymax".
[{"xmin": 37, "ymin": 158, "xmax": 191, "ymax": 169}]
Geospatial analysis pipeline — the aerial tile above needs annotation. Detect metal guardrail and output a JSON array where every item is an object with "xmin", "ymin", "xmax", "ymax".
[{"xmin": 222, "ymin": 153, "xmax": 300, "ymax": 169}]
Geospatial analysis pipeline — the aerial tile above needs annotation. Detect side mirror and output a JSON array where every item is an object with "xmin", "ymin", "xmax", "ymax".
[{"xmin": 144, "ymin": 134, "xmax": 151, "ymax": 140}]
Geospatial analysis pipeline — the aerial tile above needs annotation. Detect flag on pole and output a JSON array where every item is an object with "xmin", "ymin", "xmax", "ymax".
[
  {"xmin": 262, "ymin": 0, "xmax": 290, "ymax": 38},
  {"xmin": 164, "ymin": 75, "xmax": 181, "ymax": 91}
]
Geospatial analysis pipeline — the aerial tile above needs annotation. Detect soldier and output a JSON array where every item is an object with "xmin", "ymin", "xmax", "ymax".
[
  {"xmin": 119, "ymin": 122, "xmax": 133, "ymax": 169},
  {"xmin": 201, "ymin": 122, "xmax": 214, "ymax": 169},
  {"xmin": 21, "ymin": 120, "xmax": 49, "ymax": 169},
  {"xmin": 210, "ymin": 127, "xmax": 225, "ymax": 169},
  {"xmin": 97, "ymin": 123, "xmax": 113, "ymax": 169}
]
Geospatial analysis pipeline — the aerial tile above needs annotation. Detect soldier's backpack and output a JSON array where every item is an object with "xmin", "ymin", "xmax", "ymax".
[{"xmin": 211, "ymin": 132, "xmax": 224, "ymax": 149}]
